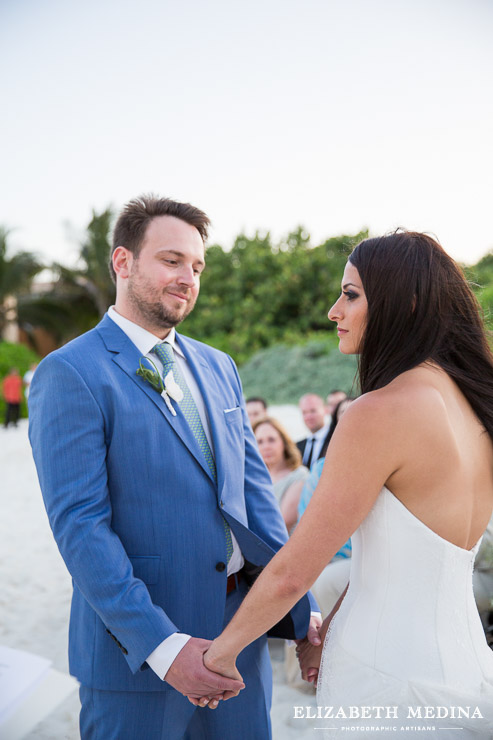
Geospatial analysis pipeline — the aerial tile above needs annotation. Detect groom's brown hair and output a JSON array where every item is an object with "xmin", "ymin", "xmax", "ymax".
[{"xmin": 109, "ymin": 194, "xmax": 210, "ymax": 282}]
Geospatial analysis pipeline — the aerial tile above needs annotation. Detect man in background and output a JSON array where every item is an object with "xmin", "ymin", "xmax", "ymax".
[
  {"xmin": 326, "ymin": 389, "xmax": 347, "ymax": 418},
  {"xmin": 245, "ymin": 396, "xmax": 267, "ymax": 426},
  {"xmin": 296, "ymin": 393, "xmax": 331, "ymax": 469}
]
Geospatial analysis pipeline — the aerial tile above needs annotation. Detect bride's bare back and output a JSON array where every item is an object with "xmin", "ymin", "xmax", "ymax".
[{"xmin": 381, "ymin": 362, "xmax": 493, "ymax": 550}]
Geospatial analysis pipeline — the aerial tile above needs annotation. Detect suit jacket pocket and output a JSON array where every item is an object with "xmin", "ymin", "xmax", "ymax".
[
  {"xmin": 129, "ymin": 555, "xmax": 160, "ymax": 585},
  {"xmin": 224, "ymin": 407, "xmax": 242, "ymax": 425}
]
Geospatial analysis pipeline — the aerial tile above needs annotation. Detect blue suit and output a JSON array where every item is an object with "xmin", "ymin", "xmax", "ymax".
[{"xmin": 29, "ymin": 314, "xmax": 313, "ymax": 738}]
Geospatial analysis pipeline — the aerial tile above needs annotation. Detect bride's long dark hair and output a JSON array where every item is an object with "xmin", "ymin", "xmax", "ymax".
[{"xmin": 349, "ymin": 230, "xmax": 493, "ymax": 440}]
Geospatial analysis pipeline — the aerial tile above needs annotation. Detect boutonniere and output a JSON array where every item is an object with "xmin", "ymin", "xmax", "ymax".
[{"xmin": 136, "ymin": 357, "xmax": 183, "ymax": 416}]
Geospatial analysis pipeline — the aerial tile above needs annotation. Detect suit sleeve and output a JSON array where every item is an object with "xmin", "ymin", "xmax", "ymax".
[{"xmin": 28, "ymin": 354, "xmax": 178, "ymax": 674}]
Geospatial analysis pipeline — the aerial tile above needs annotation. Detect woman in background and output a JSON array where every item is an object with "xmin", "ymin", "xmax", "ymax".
[
  {"xmin": 298, "ymin": 396, "xmax": 356, "ymax": 522},
  {"xmin": 253, "ymin": 417, "xmax": 309, "ymax": 533},
  {"xmin": 297, "ymin": 397, "xmax": 356, "ymax": 619}
]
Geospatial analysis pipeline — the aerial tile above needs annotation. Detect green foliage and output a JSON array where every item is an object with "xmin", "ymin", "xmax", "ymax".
[
  {"xmin": 17, "ymin": 208, "xmax": 115, "ymax": 350},
  {"xmin": 18, "ymin": 289, "xmax": 99, "ymax": 345},
  {"xmin": 136, "ymin": 358, "xmax": 164, "ymax": 393},
  {"xmin": 236, "ymin": 247, "xmax": 493, "ymax": 405},
  {"xmin": 6, "ymin": 210, "xmax": 492, "ymax": 370},
  {"xmin": 181, "ymin": 227, "xmax": 369, "ymax": 365},
  {"xmin": 239, "ymin": 333, "xmax": 359, "ymax": 404},
  {"xmin": 0, "ymin": 342, "xmax": 40, "ymax": 419},
  {"xmin": 0, "ymin": 227, "xmax": 43, "ymax": 334},
  {"xmin": 464, "ymin": 251, "xmax": 493, "ymax": 332},
  {"xmin": 78, "ymin": 208, "xmax": 116, "ymax": 316}
]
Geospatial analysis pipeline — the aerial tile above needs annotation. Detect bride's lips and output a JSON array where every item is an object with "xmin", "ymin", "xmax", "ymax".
[{"xmin": 337, "ymin": 328, "xmax": 348, "ymax": 336}]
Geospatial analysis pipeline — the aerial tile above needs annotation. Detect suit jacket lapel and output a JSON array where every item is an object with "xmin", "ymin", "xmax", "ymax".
[
  {"xmin": 176, "ymin": 334, "xmax": 227, "ymax": 497},
  {"xmin": 96, "ymin": 316, "xmax": 214, "ymax": 483}
]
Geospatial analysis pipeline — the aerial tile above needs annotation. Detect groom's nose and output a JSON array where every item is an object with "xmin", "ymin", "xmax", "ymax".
[{"xmin": 176, "ymin": 263, "xmax": 197, "ymax": 288}]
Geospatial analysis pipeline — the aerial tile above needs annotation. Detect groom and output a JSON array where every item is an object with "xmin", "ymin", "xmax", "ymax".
[{"xmin": 29, "ymin": 195, "xmax": 319, "ymax": 739}]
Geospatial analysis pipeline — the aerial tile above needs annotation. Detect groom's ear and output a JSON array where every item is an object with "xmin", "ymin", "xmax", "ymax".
[{"xmin": 113, "ymin": 246, "xmax": 133, "ymax": 280}]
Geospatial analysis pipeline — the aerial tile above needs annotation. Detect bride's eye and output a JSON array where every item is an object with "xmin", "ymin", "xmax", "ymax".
[{"xmin": 343, "ymin": 290, "xmax": 358, "ymax": 301}]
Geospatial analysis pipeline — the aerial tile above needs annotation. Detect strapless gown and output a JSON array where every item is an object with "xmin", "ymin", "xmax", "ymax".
[{"xmin": 317, "ymin": 486, "xmax": 493, "ymax": 738}]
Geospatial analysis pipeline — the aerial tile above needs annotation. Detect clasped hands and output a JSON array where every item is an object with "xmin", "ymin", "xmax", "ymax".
[{"xmin": 165, "ymin": 615, "xmax": 323, "ymax": 709}]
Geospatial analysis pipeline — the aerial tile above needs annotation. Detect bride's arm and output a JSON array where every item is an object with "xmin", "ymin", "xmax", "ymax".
[{"xmin": 204, "ymin": 393, "xmax": 403, "ymax": 678}]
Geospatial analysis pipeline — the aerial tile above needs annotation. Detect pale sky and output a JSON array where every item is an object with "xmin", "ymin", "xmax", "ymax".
[{"xmin": 1, "ymin": 0, "xmax": 492, "ymax": 268}]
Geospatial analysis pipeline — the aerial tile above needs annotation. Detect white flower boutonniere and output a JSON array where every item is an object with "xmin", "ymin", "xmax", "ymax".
[
  {"xmin": 161, "ymin": 370, "xmax": 183, "ymax": 415},
  {"xmin": 163, "ymin": 370, "xmax": 183, "ymax": 404},
  {"xmin": 136, "ymin": 358, "xmax": 183, "ymax": 416}
]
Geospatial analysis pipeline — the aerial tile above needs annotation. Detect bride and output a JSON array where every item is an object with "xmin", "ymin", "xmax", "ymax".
[{"xmin": 200, "ymin": 231, "xmax": 493, "ymax": 737}]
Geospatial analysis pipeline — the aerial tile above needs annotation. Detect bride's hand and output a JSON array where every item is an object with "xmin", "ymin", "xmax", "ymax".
[
  {"xmin": 296, "ymin": 637, "xmax": 323, "ymax": 685},
  {"xmin": 192, "ymin": 641, "xmax": 244, "ymax": 709},
  {"xmin": 204, "ymin": 640, "xmax": 243, "ymax": 683}
]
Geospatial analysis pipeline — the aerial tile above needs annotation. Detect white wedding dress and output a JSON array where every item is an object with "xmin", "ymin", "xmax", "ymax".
[{"xmin": 317, "ymin": 486, "xmax": 493, "ymax": 738}]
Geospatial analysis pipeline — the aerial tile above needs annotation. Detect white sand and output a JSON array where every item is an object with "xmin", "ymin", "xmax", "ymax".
[{"xmin": 0, "ymin": 415, "xmax": 317, "ymax": 739}]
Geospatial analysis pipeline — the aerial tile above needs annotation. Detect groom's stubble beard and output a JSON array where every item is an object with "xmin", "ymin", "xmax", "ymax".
[{"xmin": 126, "ymin": 262, "xmax": 198, "ymax": 330}]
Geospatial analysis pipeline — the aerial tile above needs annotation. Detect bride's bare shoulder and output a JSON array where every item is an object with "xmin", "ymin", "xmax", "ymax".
[{"xmin": 343, "ymin": 365, "xmax": 447, "ymax": 430}]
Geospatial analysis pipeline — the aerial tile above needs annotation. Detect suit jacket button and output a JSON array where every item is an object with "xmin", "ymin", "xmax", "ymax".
[{"xmin": 216, "ymin": 562, "xmax": 226, "ymax": 572}]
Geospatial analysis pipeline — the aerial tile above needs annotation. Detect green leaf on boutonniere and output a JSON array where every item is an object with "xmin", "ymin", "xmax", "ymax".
[{"xmin": 136, "ymin": 357, "xmax": 164, "ymax": 393}]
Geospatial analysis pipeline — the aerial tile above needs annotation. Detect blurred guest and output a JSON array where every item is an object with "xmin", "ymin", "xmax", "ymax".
[
  {"xmin": 298, "ymin": 397, "xmax": 355, "ymax": 617},
  {"xmin": 245, "ymin": 396, "xmax": 267, "ymax": 426},
  {"xmin": 326, "ymin": 389, "xmax": 347, "ymax": 418},
  {"xmin": 473, "ymin": 513, "xmax": 493, "ymax": 625},
  {"xmin": 3, "ymin": 368, "xmax": 23, "ymax": 428},
  {"xmin": 254, "ymin": 417, "xmax": 309, "ymax": 533},
  {"xmin": 298, "ymin": 398, "xmax": 355, "ymax": 520},
  {"xmin": 23, "ymin": 363, "xmax": 38, "ymax": 400},
  {"xmin": 296, "ymin": 393, "xmax": 330, "ymax": 468}
]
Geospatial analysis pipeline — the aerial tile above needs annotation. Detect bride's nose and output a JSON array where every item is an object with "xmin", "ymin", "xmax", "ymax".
[{"xmin": 328, "ymin": 296, "xmax": 343, "ymax": 322}]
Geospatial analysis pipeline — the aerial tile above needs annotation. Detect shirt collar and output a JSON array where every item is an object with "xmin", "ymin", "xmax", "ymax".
[
  {"xmin": 312, "ymin": 423, "xmax": 329, "ymax": 441},
  {"xmin": 107, "ymin": 306, "xmax": 184, "ymax": 358}
]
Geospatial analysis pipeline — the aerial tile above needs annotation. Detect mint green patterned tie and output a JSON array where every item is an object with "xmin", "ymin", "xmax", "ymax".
[{"xmin": 152, "ymin": 342, "xmax": 233, "ymax": 562}]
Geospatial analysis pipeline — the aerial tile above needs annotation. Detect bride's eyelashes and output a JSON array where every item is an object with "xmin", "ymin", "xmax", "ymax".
[{"xmin": 342, "ymin": 290, "xmax": 359, "ymax": 301}]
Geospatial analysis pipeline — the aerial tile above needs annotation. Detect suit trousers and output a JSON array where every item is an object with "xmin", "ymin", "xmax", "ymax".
[{"xmin": 79, "ymin": 580, "xmax": 273, "ymax": 740}]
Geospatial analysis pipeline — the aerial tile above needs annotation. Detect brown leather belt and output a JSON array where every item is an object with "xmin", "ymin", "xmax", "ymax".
[{"xmin": 226, "ymin": 571, "xmax": 242, "ymax": 595}]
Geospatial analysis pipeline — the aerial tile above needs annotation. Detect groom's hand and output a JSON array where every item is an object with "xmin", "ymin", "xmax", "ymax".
[
  {"xmin": 192, "ymin": 641, "xmax": 245, "ymax": 709},
  {"xmin": 294, "ymin": 614, "xmax": 323, "ymax": 685},
  {"xmin": 301, "ymin": 613, "xmax": 322, "ymax": 646},
  {"xmin": 164, "ymin": 638, "xmax": 245, "ymax": 699},
  {"xmin": 296, "ymin": 637, "xmax": 322, "ymax": 685},
  {"xmin": 307, "ymin": 613, "xmax": 323, "ymax": 645}
]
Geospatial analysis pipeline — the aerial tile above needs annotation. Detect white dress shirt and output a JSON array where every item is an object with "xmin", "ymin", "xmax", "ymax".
[
  {"xmin": 107, "ymin": 307, "xmax": 243, "ymax": 680},
  {"xmin": 303, "ymin": 423, "xmax": 330, "ymax": 466}
]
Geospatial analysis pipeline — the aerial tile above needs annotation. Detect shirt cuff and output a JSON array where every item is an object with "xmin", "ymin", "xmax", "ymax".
[{"xmin": 146, "ymin": 633, "xmax": 192, "ymax": 681}]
